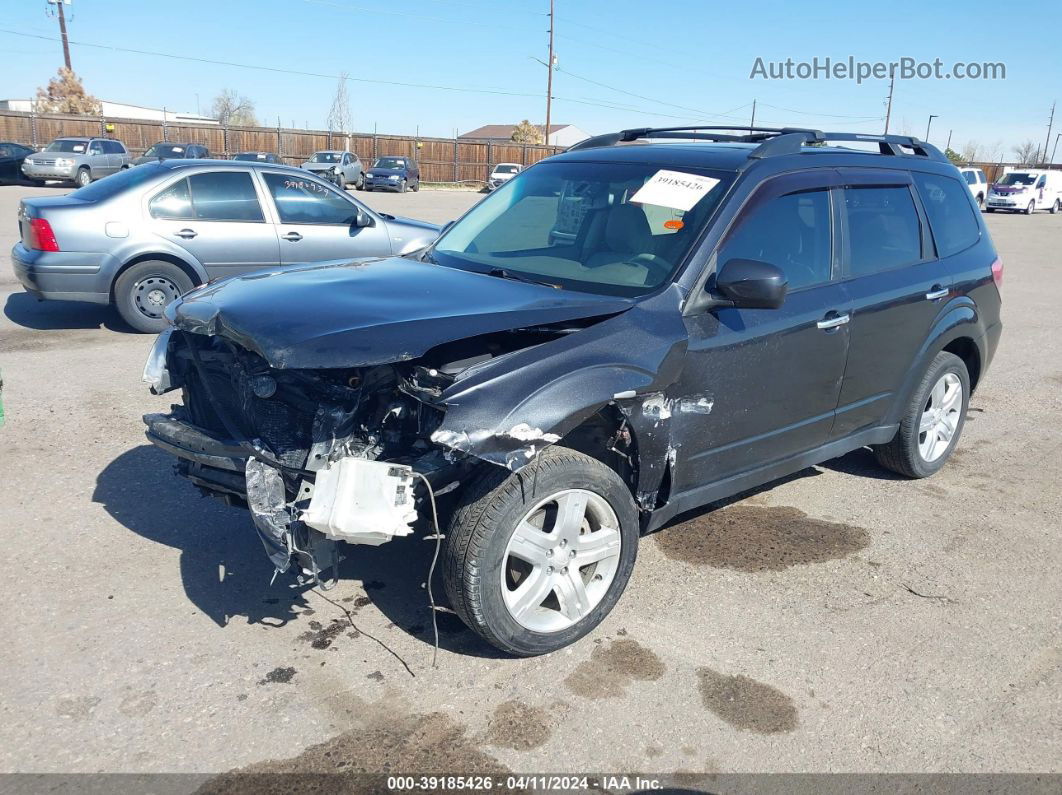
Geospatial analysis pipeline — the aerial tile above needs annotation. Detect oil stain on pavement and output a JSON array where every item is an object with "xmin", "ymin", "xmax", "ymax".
[
  {"xmin": 484, "ymin": 700, "xmax": 552, "ymax": 751},
  {"xmin": 565, "ymin": 637, "xmax": 666, "ymax": 699},
  {"xmin": 299, "ymin": 619, "xmax": 350, "ymax": 650},
  {"xmin": 656, "ymin": 505, "xmax": 870, "ymax": 571},
  {"xmin": 198, "ymin": 709, "xmax": 508, "ymax": 793},
  {"xmin": 696, "ymin": 667, "xmax": 798, "ymax": 733}
]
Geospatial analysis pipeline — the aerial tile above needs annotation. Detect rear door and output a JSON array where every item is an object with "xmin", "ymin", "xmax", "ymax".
[
  {"xmin": 260, "ymin": 170, "xmax": 393, "ymax": 263},
  {"xmin": 676, "ymin": 170, "xmax": 851, "ymax": 488},
  {"xmin": 831, "ymin": 168, "xmax": 953, "ymax": 437},
  {"xmin": 146, "ymin": 169, "xmax": 281, "ymax": 277},
  {"xmin": 87, "ymin": 140, "xmax": 111, "ymax": 176}
]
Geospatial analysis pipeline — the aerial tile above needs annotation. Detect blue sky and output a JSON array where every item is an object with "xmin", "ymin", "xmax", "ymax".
[{"xmin": 3, "ymin": 0, "xmax": 1060, "ymax": 160}]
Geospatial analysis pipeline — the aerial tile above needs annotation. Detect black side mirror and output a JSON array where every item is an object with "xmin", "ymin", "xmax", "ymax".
[
  {"xmin": 713, "ymin": 258, "xmax": 787, "ymax": 309},
  {"xmin": 355, "ymin": 208, "xmax": 374, "ymax": 228}
]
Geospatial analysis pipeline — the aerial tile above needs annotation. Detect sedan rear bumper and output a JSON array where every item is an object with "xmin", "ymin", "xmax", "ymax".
[{"xmin": 10, "ymin": 242, "xmax": 113, "ymax": 303}]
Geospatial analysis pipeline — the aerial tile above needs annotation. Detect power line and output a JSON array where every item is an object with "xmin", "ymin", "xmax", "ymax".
[{"xmin": 756, "ymin": 101, "xmax": 884, "ymax": 121}]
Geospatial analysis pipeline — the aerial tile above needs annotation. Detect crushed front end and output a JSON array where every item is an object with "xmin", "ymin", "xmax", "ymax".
[{"xmin": 143, "ymin": 327, "xmax": 460, "ymax": 584}]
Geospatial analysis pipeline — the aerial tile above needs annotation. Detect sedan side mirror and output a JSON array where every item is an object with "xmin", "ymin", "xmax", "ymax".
[
  {"xmin": 712, "ymin": 258, "xmax": 788, "ymax": 309},
  {"xmin": 355, "ymin": 208, "xmax": 374, "ymax": 228}
]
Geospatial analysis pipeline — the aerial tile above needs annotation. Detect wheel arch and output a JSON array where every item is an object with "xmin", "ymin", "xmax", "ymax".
[{"xmin": 109, "ymin": 252, "xmax": 206, "ymax": 302}]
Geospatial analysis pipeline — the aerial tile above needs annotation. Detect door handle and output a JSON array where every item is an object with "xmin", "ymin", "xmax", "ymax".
[
  {"xmin": 925, "ymin": 286, "xmax": 949, "ymax": 301},
  {"xmin": 282, "ymin": 232, "xmax": 303, "ymax": 242},
  {"xmin": 175, "ymin": 228, "xmax": 197, "ymax": 239},
  {"xmin": 816, "ymin": 313, "xmax": 850, "ymax": 330}
]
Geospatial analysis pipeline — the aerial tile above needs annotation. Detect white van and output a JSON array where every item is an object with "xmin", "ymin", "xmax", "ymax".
[
  {"xmin": 958, "ymin": 167, "xmax": 989, "ymax": 208},
  {"xmin": 985, "ymin": 169, "xmax": 1062, "ymax": 214}
]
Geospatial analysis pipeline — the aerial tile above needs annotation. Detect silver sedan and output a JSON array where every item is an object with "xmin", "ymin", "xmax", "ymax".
[{"xmin": 11, "ymin": 160, "xmax": 440, "ymax": 332}]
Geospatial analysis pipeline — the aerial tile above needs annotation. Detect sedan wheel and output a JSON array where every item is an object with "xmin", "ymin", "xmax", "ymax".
[
  {"xmin": 399, "ymin": 178, "xmax": 407, "ymax": 193},
  {"xmin": 114, "ymin": 260, "xmax": 194, "ymax": 334}
]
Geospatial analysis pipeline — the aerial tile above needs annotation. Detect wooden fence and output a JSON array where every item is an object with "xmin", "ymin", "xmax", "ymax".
[{"xmin": 0, "ymin": 110, "xmax": 566, "ymax": 183}]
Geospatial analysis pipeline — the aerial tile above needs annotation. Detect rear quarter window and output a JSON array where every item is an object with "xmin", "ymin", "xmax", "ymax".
[
  {"xmin": 913, "ymin": 173, "xmax": 980, "ymax": 258},
  {"xmin": 843, "ymin": 185, "xmax": 922, "ymax": 276}
]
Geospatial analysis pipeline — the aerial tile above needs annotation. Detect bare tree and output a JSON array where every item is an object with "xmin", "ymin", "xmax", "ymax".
[
  {"xmin": 961, "ymin": 140, "xmax": 988, "ymax": 163},
  {"xmin": 1013, "ymin": 139, "xmax": 1041, "ymax": 165},
  {"xmin": 511, "ymin": 119, "xmax": 543, "ymax": 144},
  {"xmin": 326, "ymin": 72, "xmax": 352, "ymax": 133},
  {"xmin": 34, "ymin": 67, "xmax": 101, "ymax": 114},
  {"xmin": 211, "ymin": 89, "xmax": 258, "ymax": 127}
]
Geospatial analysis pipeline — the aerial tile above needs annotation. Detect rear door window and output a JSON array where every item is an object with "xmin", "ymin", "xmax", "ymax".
[
  {"xmin": 913, "ymin": 173, "xmax": 980, "ymax": 257},
  {"xmin": 149, "ymin": 172, "xmax": 264, "ymax": 222},
  {"xmin": 187, "ymin": 171, "xmax": 264, "ymax": 221},
  {"xmin": 718, "ymin": 188, "xmax": 833, "ymax": 290},
  {"xmin": 262, "ymin": 172, "xmax": 358, "ymax": 225},
  {"xmin": 842, "ymin": 185, "xmax": 922, "ymax": 276}
]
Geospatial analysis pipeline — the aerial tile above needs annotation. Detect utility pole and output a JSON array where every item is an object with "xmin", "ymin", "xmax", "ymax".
[
  {"xmin": 883, "ymin": 73, "xmax": 894, "ymax": 135},
  {"xmin": 1051, "ymin": 132, "xmax": 1061, "ymax": 165},
  {"xmin": 1042, "ymin": 101, "xmax": 1055, "ymax": 166},
  {"xmin": 749, "ymin": 99, "xmax": 756, "ymax": 132},
  {"xmin": 47, "ymin": 0, "xmax": 73, "ymax": 70},
  {"xmin": 925, "ymin": 114, "xmax": 938, "ymax": 142},
  {"xmin": 544, "ymin": 0, "xmax": 555, "ymax": 146},
  {"xmin": 946, "ymin": 129, "xmax": 953, "ymax": 151}
]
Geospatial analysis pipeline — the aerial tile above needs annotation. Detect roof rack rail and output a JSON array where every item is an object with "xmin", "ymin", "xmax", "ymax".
[{"xmin": 568, "ymin": 125, "xmax": 948, "ymax": 163}]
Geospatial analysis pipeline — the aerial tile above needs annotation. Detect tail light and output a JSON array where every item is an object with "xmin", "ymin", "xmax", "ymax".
[
  {"xmin": 28, "ymin": 218, "xmax": 60, "ymax": 252},
  {"xmin": 991, "ymin": 258, "xmax": 1003, "ymax": 291}
]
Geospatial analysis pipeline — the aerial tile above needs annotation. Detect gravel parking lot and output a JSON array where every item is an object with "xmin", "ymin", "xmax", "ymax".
[{"xmin": 0, "ymin": 184, "xmax": 1059, "ymax": 779}]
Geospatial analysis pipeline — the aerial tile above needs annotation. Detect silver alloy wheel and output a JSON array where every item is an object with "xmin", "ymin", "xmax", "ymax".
[
  {"xmin": 77, "ymin": 169, "xmax": 91, "ymax": 187},
  {"xmin": 501, "ymin": 489, "xmax": 622, "ymax": 633},
  {"xmin": 918, "ymin": 372, "xmax": 963, "ymax": 462},
  {"xmin": 133, "ymin": 275, "xmax": 182, "ymax": 320}
]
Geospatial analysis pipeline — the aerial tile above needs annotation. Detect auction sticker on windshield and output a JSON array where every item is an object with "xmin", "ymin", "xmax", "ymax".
[{"xmin": 631, "ymin": 169, "xmax": 721, "ymax": 211}]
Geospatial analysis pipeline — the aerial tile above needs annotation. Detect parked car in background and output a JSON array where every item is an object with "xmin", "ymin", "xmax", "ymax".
[
  {"xmin": 11, "ymin": 160, "xmax": 440, "ymax": 332},
  {"xmin": 958, "ymin": 166, "xmax": 989, "ymax": 208},
  {"xmin": 301, "ymin": 151, "xmax": 364, "ymax": 189},
  {"xmin": 233, "ymin": 151, "xmax": 281, "ymax": 163},
  {"xmin": 488, "ymin": 162, "xmax": 521, "ymax": 190},
  {"xmin": 133, "ymin": 142, "xmax": 209, "ymax": 166},
  {"xmin": 21, "ymin": 137, "xmax": 131, "ymax": 187},
  {"xmin": 0, "ymin": 142, "xmax": 36, "ymax": 185},
  {"xmin": 364, "ymin": 156, "xmax": 420, "ymax": 192},
  {"xmin": 986, "ymin": 169, "xmax": 1062, "ymax": 214},
  {"xmin": 141, "ymin": 124, "xmax": 1001, "ymax": 656}
]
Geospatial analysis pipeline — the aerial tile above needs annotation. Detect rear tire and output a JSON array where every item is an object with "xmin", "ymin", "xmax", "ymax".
[
  {"xmin": 443, "ymin": 447, "xmax": 639, "ymax": 656},
  {"xmin": 976, "ymin": 193, "xmax": 984, "ymax": 209},
  {"xmin": 1051, "ymin": 199, "xmax": 1060, "ymax": 214},
  {"xmin": 76, "ymin": 167, "xmax": 92, "ymax": 188},
  {"xmin": 355, "ymin": 173, "xmax": 364, "ymax": 191},
  {"xmin": 114, "ymin": 260, "xmax": 194, "ymax": 334},
  {"xmin": 873, "ymin": 351, "xmax": 970, "ymax": 478}
]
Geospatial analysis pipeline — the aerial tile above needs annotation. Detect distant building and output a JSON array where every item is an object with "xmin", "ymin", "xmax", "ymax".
[
  {"xmin": 459, "ymin": 123, "xmax": 590, "ymax": 148},
  {"xmin": 0, "ymin": 98, "xmax": 218, "ymax": 125}
]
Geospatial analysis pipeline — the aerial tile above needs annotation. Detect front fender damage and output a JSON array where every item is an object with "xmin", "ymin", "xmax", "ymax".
[{"xmin": 425, "ymin": 285, "xmax": 691, "ymax": 510}]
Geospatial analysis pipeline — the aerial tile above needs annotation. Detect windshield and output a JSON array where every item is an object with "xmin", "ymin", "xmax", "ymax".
[
  {"xmin": 432, "ymin": 161, "xmax": 734, "ymax": 297},
  {"xmin": 309, "ymin": 152, "xmax": 341, "ymax": 163},
  {"xmin": 373, "ymin": 157, "xmax": 406, "ymax": 170},
  {"xmin": 998, "ymin": 172, "xmax": 1037, "ymax": 186},
  {"xmin": 44, "ymin": 139, "xmax": 88, "ymax": 153},
  {"xmin": 494, "ymin": 164, "xmax": 520, "ymax": 174},
  {"xmin": 143, "ymin": 143, "xmax": 185, "ymax": 158},
  {"xmin": 69, "ymin": 162, "xmax": 166, "ymax": 202}
]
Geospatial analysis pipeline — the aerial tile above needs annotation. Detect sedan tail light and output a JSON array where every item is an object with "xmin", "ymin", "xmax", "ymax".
[
  {"xmin": 991, "ymin": 258, "xmax": 1003, "ymax": 291},
  {"xmin": 29, "ymin": 217, "xmax": 60, "ymax": 252}
]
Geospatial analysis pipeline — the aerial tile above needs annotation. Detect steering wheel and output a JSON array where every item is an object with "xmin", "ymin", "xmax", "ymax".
[{"xmin": 622, "ymin": 253, "xmax": 672, "ymax": 283}]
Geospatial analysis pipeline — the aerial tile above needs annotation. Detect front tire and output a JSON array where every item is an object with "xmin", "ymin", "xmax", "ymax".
[
  {"xmin": 412, "ymin": 178, "xmax": 420, "ymax": 192},
  {"xmin": 1025, "ymin": 200, "xmax": 1036, "ymax": 215},
  {"xmin": 76, "ymin": 167, "xmax": 92, "ymax": 188},
  {"xmin": 114, "ymin": 260, "xmax": 194, "ymax": 333},
  {"xmin": 399, "ymin": 178, "xmax": 408, "ymax": 193},
  {"xmin": 443, "ymin": 447, "xmax": 639, "ymax": 656},
  {"xmin": 873, "ymin": 351, "xmax": 970, "ymax": 478}
]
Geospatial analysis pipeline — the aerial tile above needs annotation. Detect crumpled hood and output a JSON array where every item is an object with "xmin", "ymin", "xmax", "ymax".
[
  {"xmin": 167, "ymin": 257, "xmax": 634, "ymax": 369},
  {"xmin": 303, "ymin": 163, "xmax": 337, "ymax": 172}
]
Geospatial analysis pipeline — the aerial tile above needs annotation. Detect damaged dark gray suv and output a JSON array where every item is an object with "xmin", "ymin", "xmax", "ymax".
[{"xmin": 143, "ymin": 125, "xmax": 1002, "ymax": 656}]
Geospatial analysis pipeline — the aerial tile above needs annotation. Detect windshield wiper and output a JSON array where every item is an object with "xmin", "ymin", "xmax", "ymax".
[{"xmin": 485, "ymin": 268, "xmax": 561, "ymax": 289}]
